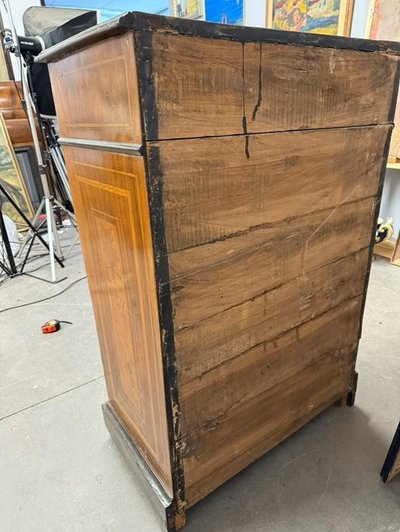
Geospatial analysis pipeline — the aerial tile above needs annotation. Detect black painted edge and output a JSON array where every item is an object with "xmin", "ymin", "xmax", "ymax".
[
  {"xmin": 381, "ymin": 423, "xmax": 400, "ymax": 482},
  {"xmin": 102, "ymin": 402, "xmax": 174, "ymax": 528},
  {"xmin": 134, "ymin": 29, "xmax": 186, "ymax": 529},
  {"xmin": 37, "ymin": 10, "xmax": 400, "ymax": 64},
  {"xmin": 389, "ymin": 59, "xmax": 400, "ymax": 124}
]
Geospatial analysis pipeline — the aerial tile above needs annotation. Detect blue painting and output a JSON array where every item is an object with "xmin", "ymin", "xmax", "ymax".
[{"xmin": 205, "ymin": 0, "xmax": 244, "ymax": 26}]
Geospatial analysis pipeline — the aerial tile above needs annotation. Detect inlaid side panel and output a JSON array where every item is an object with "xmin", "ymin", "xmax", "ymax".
[
  {"xmin": 49, "ymin": 32, "xmax": 141, "ymax": 144},
  {"xmin": 143, "ymin": 32, "xmax": 398, "ymax": 140},
  {"xmin": 63, "ymin": 147, "xmax": 172, "ymax": 493}
]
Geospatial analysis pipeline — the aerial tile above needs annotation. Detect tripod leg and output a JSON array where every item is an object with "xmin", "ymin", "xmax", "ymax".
[
  {"xmin": 44, "ymin": 197, "xmax": 57, "ymax": 282},
  {"xmin": 17, "ymin": 197, "xmax": 45, "ymax": 258},
  {"xmin": 0, "ymin": 184, "xmax": 64, "ymax": 268},
  {"xmin": 0, "ymin": 212, "xmax": 18, "ymax": 275}
]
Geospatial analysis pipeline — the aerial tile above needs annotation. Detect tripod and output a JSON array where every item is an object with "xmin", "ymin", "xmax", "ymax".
[
  {"xmin": 0, "ymin": 182, "xmax": 63, "ymax": 278},
  {"xmin": 3, "ymin": 0, "xmax": 70, "ymax": 282}
]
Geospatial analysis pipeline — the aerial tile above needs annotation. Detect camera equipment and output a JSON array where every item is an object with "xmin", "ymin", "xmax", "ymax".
[{"xmin": 1, "ymin": 3, "xmax": 96, "ymax": 282}]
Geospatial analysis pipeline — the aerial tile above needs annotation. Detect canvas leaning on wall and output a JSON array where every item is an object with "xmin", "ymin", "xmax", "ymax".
[
  {"xmin": 0, "ymin": 114, "xmax": 33, "ymax": 228},
  {"xmin": 266, "ymin": 0, "xmax": 354, "ymax": 36}
]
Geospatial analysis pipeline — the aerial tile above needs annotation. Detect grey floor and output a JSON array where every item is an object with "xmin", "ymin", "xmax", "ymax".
[{"xmin": 1, "ymin": 234, "xmax": 399, "ymax": 532}]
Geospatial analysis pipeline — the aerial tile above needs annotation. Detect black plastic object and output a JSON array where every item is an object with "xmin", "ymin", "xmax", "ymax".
[{"xmin": 22, "ymin": 7, "xmax": 97, "ymax": 116}]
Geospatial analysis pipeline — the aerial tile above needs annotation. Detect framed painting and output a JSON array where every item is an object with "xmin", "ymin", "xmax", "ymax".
[
  {"xmin": 169, "ymin": 0, "xmax": 204, "ymax": 19},
  {"xmin": 205, "ymin": 0, "xmax": 244, "ymax": 25},
  {"xmin": 0, "ymin": 114, "xmax": 33, "ymax": 227},
  {"xmin": 366, "ymin": 0, "xmax": 400, "ymax": 162},
  {"xmin": 266, "ymin": 0, "xmax": 354, "ymax": 36}
]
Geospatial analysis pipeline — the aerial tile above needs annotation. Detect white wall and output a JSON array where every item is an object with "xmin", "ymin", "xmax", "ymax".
[
  {"xmin": 0, "ymin": 0, "xmax": 41, "ymax": 35},
  {"xmin": 351, "ymin": 0, "xmax": 371, "ymax": 37},
  {"xmin": 244, "ymin": 0, "xmax": 266, "ymax": 28}
]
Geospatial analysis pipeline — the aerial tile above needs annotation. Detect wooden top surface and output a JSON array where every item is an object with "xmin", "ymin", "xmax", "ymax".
[{"xmin": 37, "ymin": 11, "xmax": 400, "ymax": 64}]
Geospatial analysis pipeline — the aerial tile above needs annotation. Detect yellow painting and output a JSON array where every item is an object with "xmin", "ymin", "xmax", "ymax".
[
  {"xmin": 266, "ymin": 0, "xmax": 354, "ymax": 36},
  {"xmin": 0, "ymin": 114, "xmax": 33, "ymax": 227}
]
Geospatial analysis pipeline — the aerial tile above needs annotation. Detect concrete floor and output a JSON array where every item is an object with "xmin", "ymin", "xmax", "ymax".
[{"xmin": 1, "ymin": 235, "xmax": 399, "ymax": 532}]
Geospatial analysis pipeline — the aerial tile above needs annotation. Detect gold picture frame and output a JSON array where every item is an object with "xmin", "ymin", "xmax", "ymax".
[
  {"xmin": 0, "ymin": 113, "xmax": 33, "ymax": 227},
  {"xmin": 265, "ymin": 0, "xmax": 355, "ymax": 36}
]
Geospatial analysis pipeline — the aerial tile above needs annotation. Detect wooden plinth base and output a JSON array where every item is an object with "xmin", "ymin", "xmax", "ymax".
[{"xmin": 102, "ymin": 402, "xmax": 181, "ymax": 531}]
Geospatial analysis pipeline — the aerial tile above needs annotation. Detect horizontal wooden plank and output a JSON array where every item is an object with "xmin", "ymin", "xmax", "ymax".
[
  {"xmin": 149, "ymin": 125, "xmax": 389, "ymax": 254},
  {"xmin": 148, "ymin": 32, "xmax": 397, "ymax": 140},
  {"xmin": 180, "ymin": 297, "xmax": 362, "ymax": 434},
  {"xmin": 168, "ymin": 195, "xmax": 375, "ymax": 281},
  {"xmin": 245, "ymin": 43, "xmax": 398, "ymax": 134},
  {"xmin": 170, "ymin": 200, "xmax": 374, "ymax": 330},
  {"xmin": 183, "ymin": 343, "xmax": 355, "ymax": 506},
  {"xmin": 175, "ymin": 248, "xmax": 368, "ymax": 386}
]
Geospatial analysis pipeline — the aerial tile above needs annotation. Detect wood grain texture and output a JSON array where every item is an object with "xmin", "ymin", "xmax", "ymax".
[
  {"xmin": 183, "ymin": 335, "xmax": 357, "ymax": 506},
  {"xmin": 146, "ymin": 33, "xmax": 397, "ymax": 140},
  {"xmin": 169, "ymin": 201, "xmax": 375, "ymax": 330},
  {"xmin": 5, "ymin": 119, "xmax": 34, "ymax": 146},
  {"xmin": 48, "ymin": 32, "xmax": 142, "ymax": 144},
  {"xmin": 0, "ymin": 81, "xmax": 24, "ymax": 117},
  {"xmin": 62, "ymin": 146, "xmax": 172, "ymax": 493},
  {"xmin": 245, "ymin": 43, "xmax": 398, "ymax": 134},
  {"xmin": 149, "ymin": 125, "xmax": 389, "ymax": 255},
  {"xmin": 176, "ymin": 247, "xmax": 369, "ymax": 387},
  {"xmin": 42, "ymin": 14, "xmax": 400, "ymax": 528},
  {"xmin": 0, "ymin": 82, "xmax": 33, "ymax": 146},
  {"xmin": 180, "ymin": 297, "xmax": 362, "ymax": 436}
]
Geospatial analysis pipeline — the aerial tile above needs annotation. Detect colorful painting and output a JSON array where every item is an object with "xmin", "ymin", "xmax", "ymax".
[
  {"xmin": 366, "ymin": 0, "xmax": 400, "ymax": 162},
  {"xmin": 169, "ymin": 0, "xmax": 204, "ymax": 18},
  {"xmin": 0, "ymin": 114, "xmax": 33, "ymax": 227},
  {"xmin": 266, "ymin": 0, "xmax": 354, "ymax": 36},
  {"xmin": 205, "ymin": 0, "xmax": 244, "ymax": 25}
]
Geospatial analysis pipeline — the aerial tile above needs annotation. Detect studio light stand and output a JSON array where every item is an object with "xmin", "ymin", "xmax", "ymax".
[{"xmin": 2, "ymin": 0, "xmax": 66, "ymax": 282}]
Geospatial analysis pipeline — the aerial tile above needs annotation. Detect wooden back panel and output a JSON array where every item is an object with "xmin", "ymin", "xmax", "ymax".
[
  {"xmin": 142, "ymin": 31, "xmax": 397, "ymax": 506},
  {"xmin": 142, "ymin": 32, "xmax": 398, "ymax": 140}
]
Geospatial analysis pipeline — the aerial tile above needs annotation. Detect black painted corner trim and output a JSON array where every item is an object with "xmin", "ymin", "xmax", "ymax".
[
  {"xmin": 134, "ymin": 28, "xmax": 186, "ymax": 526},
  {"xmin": 37, "ymin": 10, "xmax": 400, "ymax": 64}
]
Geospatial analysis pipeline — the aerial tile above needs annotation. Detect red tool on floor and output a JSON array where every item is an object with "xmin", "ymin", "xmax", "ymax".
[{"xmin": 41, "ymin": 319, "xmax": 72, "ymax": 334}]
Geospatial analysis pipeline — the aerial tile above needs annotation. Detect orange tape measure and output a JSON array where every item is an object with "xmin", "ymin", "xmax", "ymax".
[{"xmin": 41, "ymin": 319, "xmax": 72, "ymax": 334}]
